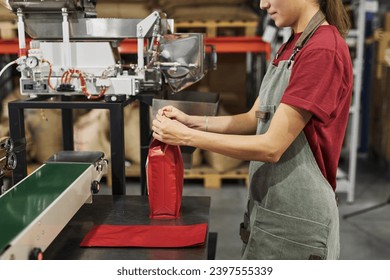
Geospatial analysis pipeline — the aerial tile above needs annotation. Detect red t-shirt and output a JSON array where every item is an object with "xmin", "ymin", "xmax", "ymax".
[{"xmin": 274, "ymin": 25, "xmax": 353, "ymax": 190}]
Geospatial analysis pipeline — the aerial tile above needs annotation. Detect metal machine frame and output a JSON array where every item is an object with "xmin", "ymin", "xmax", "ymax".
[{"xmin": 1, "ymin": 0, "xmax": 213, "ymax": 101}]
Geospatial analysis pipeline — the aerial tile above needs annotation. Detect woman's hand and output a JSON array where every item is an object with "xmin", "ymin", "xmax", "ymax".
[
  {"xmin": 152, "ymin": 107, "xmax": 192, "ymax": 146},
  {"xmin": 157, "ymin": 106, "xmax": 190, "ymax": 125}
]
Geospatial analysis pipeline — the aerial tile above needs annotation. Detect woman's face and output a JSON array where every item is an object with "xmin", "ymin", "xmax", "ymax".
[{"xmin": 260, "ymin": 0, "xmax": 317, "ymax": 32}]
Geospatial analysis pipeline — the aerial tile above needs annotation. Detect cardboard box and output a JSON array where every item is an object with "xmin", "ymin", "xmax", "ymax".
[
  {"xmin": 0, "ymin": 22, "xmax": 17, "ymax": 40},
  {"xmin": 164, "ymin": 5, "xmax": 259, "ymax": 22},
  {"xmin": 96, "ymin": 2, "xmax": 151, "ymax": 18},
  {"xmin": 190, "ymin": 53, "xmax": 248, "ymax": 115},
  {"xmin": 0, "ymin": 5, "xmax": 16, "ymax": 22},
  {"xmin": 374, "ymin": 30, "xmax": 390, "ymax": 78},
  {"xmin": 369, "ymin": 64, "xmax": 390, "ymax": 162},
  {"xmin": 385, "ymin": 12, "xmax": 390, "ymax": 31}
]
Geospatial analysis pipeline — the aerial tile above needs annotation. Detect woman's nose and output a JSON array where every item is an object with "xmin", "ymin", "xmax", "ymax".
[{"xmin": 260, "ymin": 0, "xmax": 270, "ymax": 10}]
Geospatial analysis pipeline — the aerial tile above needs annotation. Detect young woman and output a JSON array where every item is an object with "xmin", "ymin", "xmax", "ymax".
[{"xmin": 151, "ymin": 0, "xmax": 353, "ymax": 259}]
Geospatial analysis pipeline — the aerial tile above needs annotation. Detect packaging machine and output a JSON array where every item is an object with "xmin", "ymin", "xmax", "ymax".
[
  {"xmin": 0, "ymin": 0, "xmax": 216, "ymax": 259},
  {"xmin": 0, "ymin": 0, "xmax": 215, "ymax": 101}
]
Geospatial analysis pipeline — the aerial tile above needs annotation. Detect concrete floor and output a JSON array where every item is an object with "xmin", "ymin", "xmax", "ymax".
[
  {"xmin": 100, "ymin": 156, "xmax": 390, "ymax": 260},
  {"xmin": 337, "ymin": 157, "xmax": 390, "ymax": 260}
]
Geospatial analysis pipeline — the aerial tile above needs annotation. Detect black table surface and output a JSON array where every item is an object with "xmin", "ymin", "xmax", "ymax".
[{"xmin": 44, "ymin": 195, "xmax": 211, "ymax": 260}]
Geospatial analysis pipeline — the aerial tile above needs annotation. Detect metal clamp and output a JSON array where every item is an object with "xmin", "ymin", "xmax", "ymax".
[{"xmin": 255, "ymin": 110, "xmax": 271, "ymax": 120}]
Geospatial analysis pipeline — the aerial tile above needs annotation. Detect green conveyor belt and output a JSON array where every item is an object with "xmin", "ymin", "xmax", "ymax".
[{"xmin": 0, "ymin": 163, "xmax": 90, "ymax": 254}]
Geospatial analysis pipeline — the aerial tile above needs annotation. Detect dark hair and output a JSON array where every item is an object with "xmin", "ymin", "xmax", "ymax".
[{"xmin": 319, "ymin": 0, "xmax": 351, "ymax": 37}]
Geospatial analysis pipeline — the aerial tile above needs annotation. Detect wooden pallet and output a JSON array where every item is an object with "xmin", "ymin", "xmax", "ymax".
[
  {"xmin": 106, "ymin": 163, "xmax": 249, "ymax": 188},
  {"xmin": 174, "ymin": 20, "xmax": 257, "ymax": 37},
  {"xmin": 183, "ymin": 164, "xmax": 248, "ymax": 188}
]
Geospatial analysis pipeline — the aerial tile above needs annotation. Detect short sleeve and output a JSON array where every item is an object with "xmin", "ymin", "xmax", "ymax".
[{"xmin": 281, "ymin": 49, "xmax": 344, "ymax": 123}]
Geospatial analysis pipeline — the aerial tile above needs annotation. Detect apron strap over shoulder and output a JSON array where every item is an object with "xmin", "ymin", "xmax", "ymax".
[
  {"xmin": 288, "ymin": 10, "xmax": 326, "ymax": 68},
  {"xmin": 295, "ymin": 10, "xmax": 326, "ymax": 50}
]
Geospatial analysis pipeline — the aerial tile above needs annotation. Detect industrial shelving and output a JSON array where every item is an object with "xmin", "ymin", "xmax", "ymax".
[
  {"xmin": 0, "ymin": 37, "xmax": 270, "ymax": 55},
  {"xmin": 336, "ymin": 0, "xmax": 367, "ymax": 203}
]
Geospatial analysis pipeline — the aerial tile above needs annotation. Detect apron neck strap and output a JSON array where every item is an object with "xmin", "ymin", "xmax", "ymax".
[
  {"xmin": 294, "ymin": 10, "xmax": 326, "ymax": 50},
  {"xmin": 286, "ymin": 10, "xmax": 326, "ymax": 68}
]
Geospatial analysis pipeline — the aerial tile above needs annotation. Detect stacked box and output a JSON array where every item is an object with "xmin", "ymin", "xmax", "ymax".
[
  {"xmin": 157, "ymin": 0, "xmax": 259, "ymax": 22},
  {"xmin": 369, "ymin": 64, "xmax": 390, "ymax": 162},
  {"xmin": 0, "ymin": 4, "xmax": 16, "ymax": 39},
  {"xmin": 96, "ymin": 1, "xmax": 151, "ymax": 18},
  {"xmin": 0, "ymin": 4, "xmax": 15, "ymax": 22}
]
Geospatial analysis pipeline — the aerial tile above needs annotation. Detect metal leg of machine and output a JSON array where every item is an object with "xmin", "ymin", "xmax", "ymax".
[
  {"xmin": 137, "ymin": 93, "xmax": 154, "ymax": 196},
  {"xmin": 61, "ymin": 95, "xmax": 74, "ymax": 151},
  {"xmin": 8, "ymin": 106, "xmax": 28, "ymax": 185},
  {"xmin": 8, "ymin": 97, "xmax": 133, "ymax": 195},
  {"xmin": 1, "ymin": 138, "xmax": 16, "ymax": 176}
]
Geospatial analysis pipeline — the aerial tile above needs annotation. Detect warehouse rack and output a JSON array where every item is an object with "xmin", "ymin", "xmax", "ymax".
[
  {"xmin": 174, "ymin": 19, "xmax": 258, "ymax": 37},
  {"xmin": 0, "ymin": 36, "xmax": 270, "ymax": 56},
  {"xmin": 336, "ymin": 0, "xmax": 367, "ymax": 204}
]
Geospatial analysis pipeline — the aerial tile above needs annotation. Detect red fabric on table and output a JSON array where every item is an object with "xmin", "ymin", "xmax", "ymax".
[{"xmin": 80, "ymin": 223, "xmax": 208, "ymax": 248}]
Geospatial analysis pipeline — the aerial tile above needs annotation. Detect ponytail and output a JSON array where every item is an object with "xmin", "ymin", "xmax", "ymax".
[{"xmin": 319, "ymin": 0, "xmax": 351, "ymax": 37}]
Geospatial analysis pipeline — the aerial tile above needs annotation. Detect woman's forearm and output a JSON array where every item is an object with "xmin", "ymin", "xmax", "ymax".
[{"xmin": 187, "ymin": 112, "xmax": 257, "ymax": 135}]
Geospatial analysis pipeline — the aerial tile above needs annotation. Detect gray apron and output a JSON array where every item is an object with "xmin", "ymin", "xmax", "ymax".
[{"xmin": 241, "ymin": 11, "xmax": 340, "ymax": 260}]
